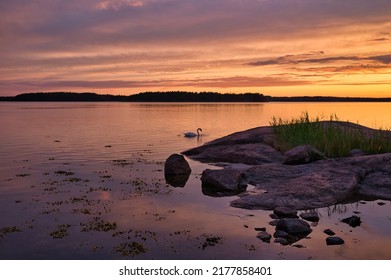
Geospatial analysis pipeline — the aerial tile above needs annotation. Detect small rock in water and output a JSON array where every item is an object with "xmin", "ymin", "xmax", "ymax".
[
  {"xmin": 300, "ymin": 211, "xmax": 320, "ymax": 222},
  {"xmin": 164, "ymin": 154, "xmax": 191, "ymax": 176},
  {"xmin": 164, "ymin": 154, "xmax": 191, "ymax": 187},
  {"xmin": 323, "ymin": 229, "xmax": 335, "ymax": 236},
  {"xmin": 273, "ymin": 207, "xmax": 298, "ymax": 218},
  {"xmin": 274, "ymin": 238, "xmax": 289, "ymax": 245},
  {"xmin": 341, "ymin": 215, "xmax": 362, "ymax": 228},
  {"xmin": 377, "ymin": 202, "xmax": 386, "ymax": 206},
  {"xmin": 275, "ymin": 218, "xmax": 312, "ymax": 236},
  {"xmin": 257, "ymin": 231, "xmax": 272, "ymax": 243},
  {"xmin": 269, "ymin": 213, "xmax": 279, "ymax": 219},
  {"xmin": 326, "ymin": 236, "xmax": 344, "ymax": 245},
  {"xmin": 254, "ymin": 227, "xmax": 266, "ymax": 232}
]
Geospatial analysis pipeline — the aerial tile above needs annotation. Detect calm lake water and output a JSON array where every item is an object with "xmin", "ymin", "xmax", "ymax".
[{"xmin": 1, "ymin": 102, "xmax": 390, "ymax": 260}]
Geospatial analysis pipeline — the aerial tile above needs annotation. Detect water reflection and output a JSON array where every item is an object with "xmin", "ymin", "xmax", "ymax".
[{"xmin": 1, "ymin": 102, "xmax": 391, "ymax": 260}]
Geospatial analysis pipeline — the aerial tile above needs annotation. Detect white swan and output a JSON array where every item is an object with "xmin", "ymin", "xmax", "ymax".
[{"xmin": 184, "ymin": 128, "xmax": 202, "ymax": 138}]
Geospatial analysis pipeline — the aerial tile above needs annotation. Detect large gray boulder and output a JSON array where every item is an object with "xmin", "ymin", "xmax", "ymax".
[{"xmin": 201, "ymin": 168, "xmax": 247, "ymax": 197}]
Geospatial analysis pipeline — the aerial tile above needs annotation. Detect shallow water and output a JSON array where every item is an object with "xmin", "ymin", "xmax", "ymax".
[{"xmin": 0, "ymin": 102, "xmax": 390, "ymax": 259}]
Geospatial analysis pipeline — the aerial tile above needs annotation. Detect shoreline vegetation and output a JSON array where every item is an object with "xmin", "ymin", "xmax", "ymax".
[
  {"xmin": 1, "ymin": 91, "xmax": 391, "ymax": 102},
  {"xmin": 270, "ymin": 112, "xmax": 391, "ymax": 158}
]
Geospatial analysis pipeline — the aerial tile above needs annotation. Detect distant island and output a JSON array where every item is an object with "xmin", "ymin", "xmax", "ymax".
[{"xmin": 1, "ymin": 91, "xmax": 391, "ymax": 102}]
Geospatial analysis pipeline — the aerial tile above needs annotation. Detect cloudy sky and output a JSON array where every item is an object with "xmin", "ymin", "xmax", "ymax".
[{"xmin": 1, "ymin": 0, "xmax": 391, "ymax": 96}]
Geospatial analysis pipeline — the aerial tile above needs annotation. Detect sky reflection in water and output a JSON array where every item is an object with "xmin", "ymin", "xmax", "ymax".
[{"xmin": 0, "ymin": 102, "xmax": 390, "ymax": 259}]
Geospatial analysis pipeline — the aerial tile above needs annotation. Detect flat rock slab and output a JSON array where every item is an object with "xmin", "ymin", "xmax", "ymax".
[
  {"xmin": 184, "ymin": 143, "xmax": 282, "ymax": 165},
  {"xmin": 183, "ymin": 126, "xmax": 281, "ymax": 165},
  {"xmin": 230, "ymin": 161, "xmax": 360, "ymax": 210}
]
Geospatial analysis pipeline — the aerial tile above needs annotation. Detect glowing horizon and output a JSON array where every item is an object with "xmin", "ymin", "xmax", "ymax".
[{"xmin": 1, "ymin": 0, "xmax": 391, "ymax": 97}]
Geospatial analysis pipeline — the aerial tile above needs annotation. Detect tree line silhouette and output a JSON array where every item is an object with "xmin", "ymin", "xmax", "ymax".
[{"xmin": 1, "ymin": 91, "xmax": 391, "ymax": 102}]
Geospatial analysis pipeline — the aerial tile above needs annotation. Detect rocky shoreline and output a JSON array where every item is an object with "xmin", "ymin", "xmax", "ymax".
[
  {"xmin": 164, "ymin": 121, "xmax": 391, "ymax": 247},
  {"xmin": 174, "ymin": 121, "xmax": 391, "ymax": 210}
]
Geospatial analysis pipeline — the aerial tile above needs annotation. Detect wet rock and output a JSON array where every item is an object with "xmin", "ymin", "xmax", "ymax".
[
  {"xmin": 323, "ymin": 229, "xmax": 335, "ymax": 236},
  {"xmin": 273, "ymin": 207, "xmax": 298, "ymax": 218},
  {"xmin": 269, "ymin": 213, "xmax": 279, "ymax": 219},
  {"xmin": 273, "ymin": 230, "xmax": 289, "ymax": 239},
  {"xmin": 283, "ymin": 145, "xmax": 324, "ymax": 165},
  {"xmin": 254, "ymin": 227, "xmax": 266, "ymax": 232},
  {"xmin": 201, "ymin": 168, "xmax": 247, "ymax": 197},
  {"xmin": 341, "ymin": 215, "xmax": 362, "ymax": 228},
  {"xmin": 300, "ymin": 211, "xmax": 320, "ymax": 222},
  {"xmin": 164, "ymin": 154, "xmax": 191, "ymax": 188},
  {"xmin": 256, "ymin": 231, "xmax": 272, "ymax": 242},
  {"xmin": 275, "ymin": 218, "xmax": 312, "ymax": 237},
  {"xmin": 326, "ymin": 236, "xmax": 344, "ymax": 245},
  {"xmin": 274, "ymin": 238, "xmax": 289, "ymax": 245},
  {"xmin": 269, "ymin": 220, "xmax": 278, "ymax": 226},
  {"xmin": 164, "ymin": 154, "xmax": 191, "ymax": 176}
]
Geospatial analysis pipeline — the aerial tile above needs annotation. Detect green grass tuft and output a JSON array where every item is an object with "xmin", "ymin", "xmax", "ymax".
[{"xmin": 270, "ymin": 111, "xmax": 391, "ymax": 158}]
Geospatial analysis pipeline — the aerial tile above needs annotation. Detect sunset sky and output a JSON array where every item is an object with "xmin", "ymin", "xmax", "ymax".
[{"xmin": 1, "ymin": 0, "xmax": 391, "ymax": 97}]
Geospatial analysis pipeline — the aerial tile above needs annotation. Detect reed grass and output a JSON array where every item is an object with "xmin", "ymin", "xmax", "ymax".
[{"xmin": 270, "ymin": 111, "xmax": 391, "ymax": 158}]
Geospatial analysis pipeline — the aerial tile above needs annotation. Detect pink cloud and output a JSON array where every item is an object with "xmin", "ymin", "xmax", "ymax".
[{"xmin": 95, "ymin": 0, "xmax": 143, "ymax": 10}]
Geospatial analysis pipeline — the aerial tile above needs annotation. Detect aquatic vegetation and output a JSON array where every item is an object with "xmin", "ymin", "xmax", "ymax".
[
  {"xmin": 16, "ymin": 173, "xmax": 31, "ymax": 177},
  {"xmin": 54, "ymin": 170, "xmax": 75, "ymax": 176},
  {"xmin": 199, "ymin": 234, "xmax": 222, "ymax": 250},
  {"xmin": 270, "ymin": 111, "xmax": 391, "ymax": 158},
  {"xmin": 49, "ymin": 224, "xmax": 71, "ymax": 239},
  {"xmin": 110, "ymin": 159, "xmax": 133, "ymax": 167},
  {"xmin": 113, "ymin": 241, "xmax": 147, "ymax": 257},
  {"xmin": 80, "ymin": 217, "xmax": 117, "ymax": 232},
  {"xmin": 0, "ymin": 226, "xmax": 22, "ymax": 239},
  {"xmin": 64, "ymin": 177, "xmax": 83, "ymax": 182}
]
